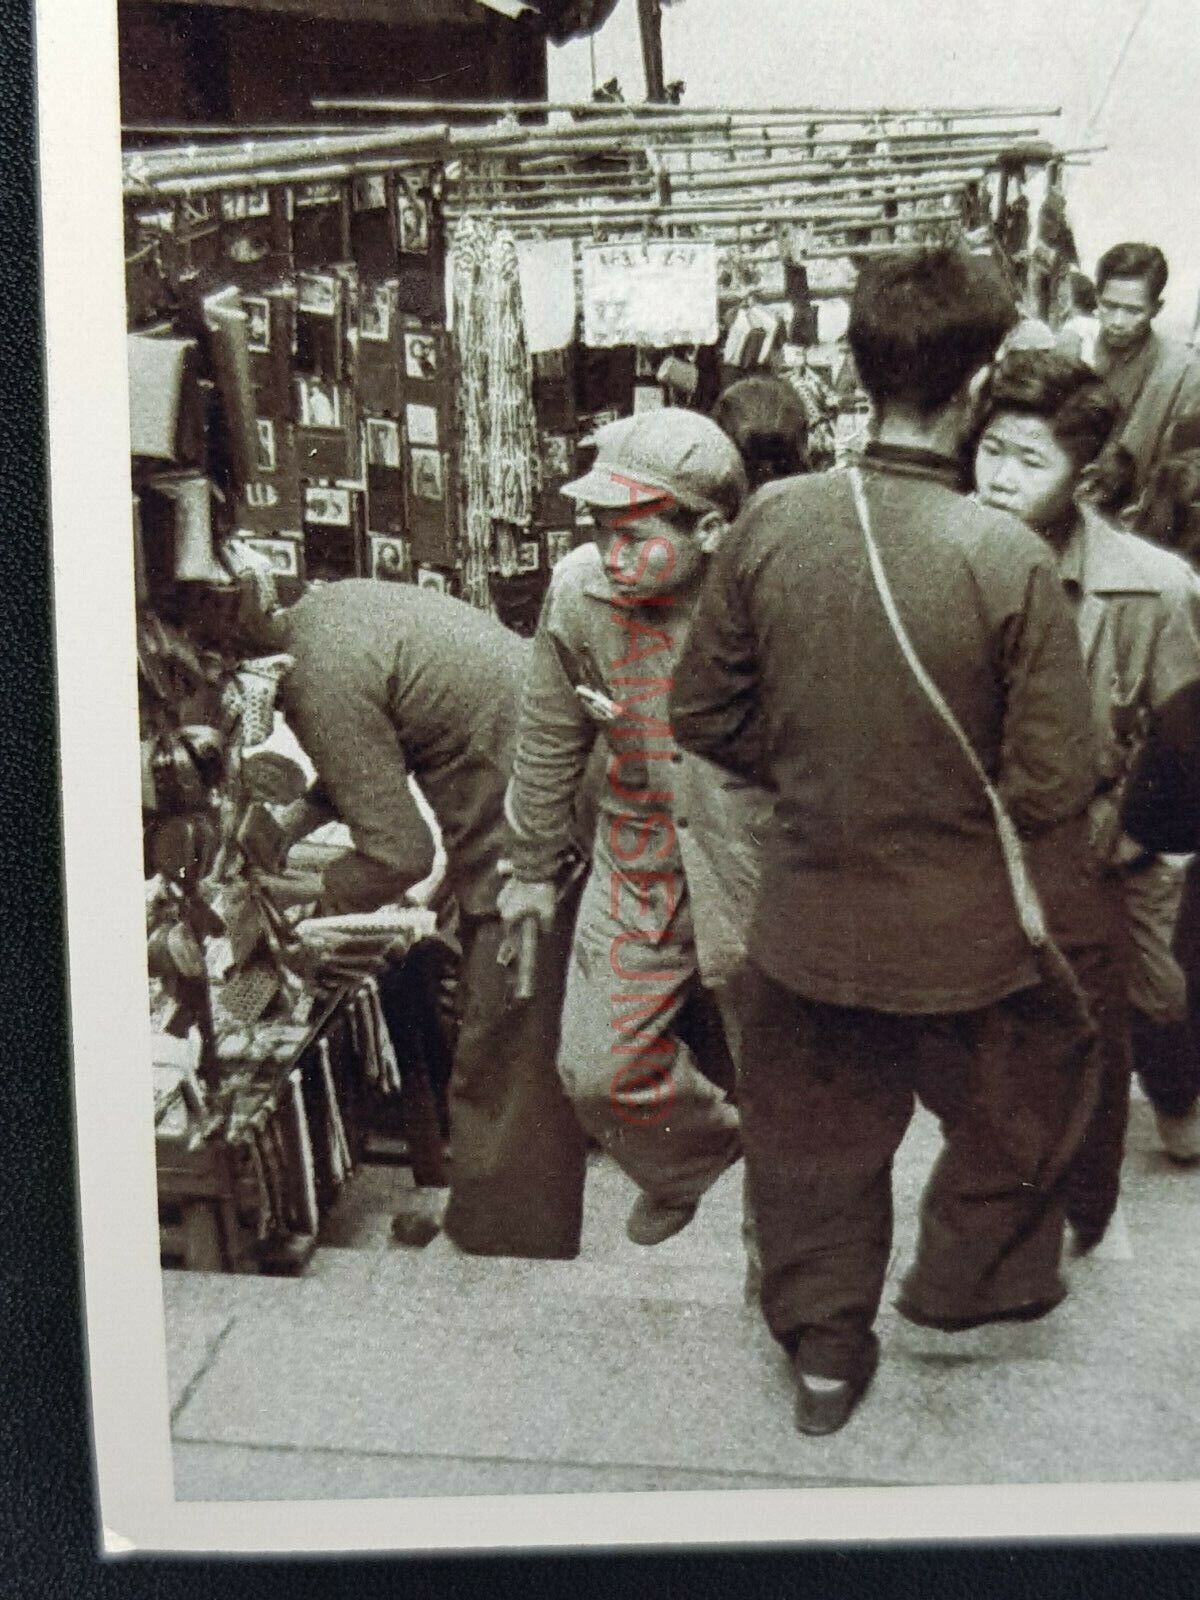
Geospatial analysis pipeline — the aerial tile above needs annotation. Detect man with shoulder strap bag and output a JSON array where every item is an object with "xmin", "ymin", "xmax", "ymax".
[{"xmin": 672, "ymin": 247, "xmax": 1103, "ymax": 1436}]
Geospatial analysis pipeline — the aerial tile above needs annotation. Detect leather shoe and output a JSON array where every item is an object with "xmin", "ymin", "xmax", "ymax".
[
  {"xmin": 626, "ymin": 1194, "xmax": 698, "ymax": 1246},
  {"xmin": 793, "ymin": 1352, "xmax": 876, "ymax": 1436}
]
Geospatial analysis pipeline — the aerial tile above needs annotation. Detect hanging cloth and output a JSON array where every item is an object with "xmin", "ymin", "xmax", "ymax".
[{"xmin": 515, "ymin": 238, "xmax": 577, "ymax": 356}]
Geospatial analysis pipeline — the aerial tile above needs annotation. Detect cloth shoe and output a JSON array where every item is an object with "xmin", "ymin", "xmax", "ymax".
[
  {"xmin": 1154, "ymin": 1103, "xmax": 1200, "ymax": 1163},
  {"xmin": 625, "ymin": 1194, "xmax": 699, "ymax": 1247},
  {"xmin": 894, "ymin": 1284, "xmax": 1066, "ymax": 1332},
  {"xmin": 793, "ymin": 1349, "xmax": 878, "ymax": 1437}
]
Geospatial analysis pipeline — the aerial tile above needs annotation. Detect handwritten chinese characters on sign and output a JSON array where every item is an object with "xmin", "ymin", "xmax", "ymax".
[{"xmin": 581, "ymin": 242, "xmax": 718, "ymax": 350}]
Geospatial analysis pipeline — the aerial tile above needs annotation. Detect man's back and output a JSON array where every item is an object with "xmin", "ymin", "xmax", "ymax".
[
  {"xmin": 282, "ymin": 579, "xmax": 529, "ymax": 911},
  {"xmin": 673, "ymin": 449, "xmax": 1096, "ymax": 1014}
]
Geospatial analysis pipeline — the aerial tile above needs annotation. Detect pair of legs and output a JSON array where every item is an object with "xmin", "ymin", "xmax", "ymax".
[
  {"xmin": 556, "ymin": 865, "xmax": 740, "ymax": 1218},
  {"xmin": 1123, "ymin": 858, "xmax": 1200, "ymax": 1121},
  {"xmin": 441, "ymin": 885, "xmax": 589, "ymax": 1260},
  {"xmin": 734, "ymin": 964, "xmax": 1097, "ymax": 1384}
]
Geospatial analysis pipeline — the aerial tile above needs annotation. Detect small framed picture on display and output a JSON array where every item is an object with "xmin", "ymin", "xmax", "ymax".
[
  {"xmin": 255, "ymin": 419, "xmax": 277, "ymax": 474},
  {"xmin": 365, "ymin": 417, "xmax": 401, "ymax": 470},
  {"xmin": 304, "ymin": 485, "xmax": 352, "ymax": 527},
  {"xmin": 409, "ymin": 447, "xmax": 443, "ymax": 502},
  {"xmin": 545, "ymin": 530, "xmax": 574, "ymax": 568},
  {"xmin": 405, "ymin": 402, "xmax": 439, "ymax": 448},
  {"xmin": 540, "ymin": 433, "xmax": 572, "ymax": 478},
  {"xmin": 243, "ymin": 295, "xmax": 270, "ymax": 353},
  {"xmin": 352, "ymin": 173, "xmax": 388, "ymax": 212},
  {"xmin": 242, "ymin": 536, "xmax": 300, "ymax": 577},
  {"xmin": 358, "ymin": 285, "xmax": 391, "ymax": 343},
  {"xmin": 404, "ymin": 331, "xmax": 439, "ymax": 382},
  {"xmin": 516, "ymin": 540, "xmax": 541, "ymax": 574},
  {"xmin": 416, "ymin": 566, "xmax": 448, "ymax": 593},
  {"xmin": 396, "ymin": 183, "xmax": 430, "ymax": 254},
  {"xmin": 296, "ymin": 377, "xmax": 342, "ymax": 430},
  {"xmin": 297, "ymin": 272, "xmax": 338, "ymax": 316},
  {"xmin": 369, "ymin": 534, "xmax": 410, "ymax": 582}
]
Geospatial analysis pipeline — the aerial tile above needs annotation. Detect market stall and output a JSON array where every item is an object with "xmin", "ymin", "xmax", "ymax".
[{"xmin": 125, "ymin": 99, "xmax": 1092, "ymax": 1269}]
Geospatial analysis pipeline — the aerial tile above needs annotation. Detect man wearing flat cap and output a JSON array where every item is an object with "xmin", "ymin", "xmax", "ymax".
[{"xmin": 500, "ymin": 409, "xmax": 762, "ymax": 1248}]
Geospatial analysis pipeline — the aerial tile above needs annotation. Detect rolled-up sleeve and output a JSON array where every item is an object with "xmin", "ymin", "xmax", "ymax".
[
  {"xmin": 671, "ymin": 525, "xmax": 768, "ymax": 784},
  {"xmin": 997, "ymin": 562, "xmax": 1099, "ymax": 834},
  {"xmin": 506, "ymin": 605, "xmax": 597, "ymax": 882}
]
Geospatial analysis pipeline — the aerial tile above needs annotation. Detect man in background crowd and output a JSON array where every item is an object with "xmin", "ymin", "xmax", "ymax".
[
  {"xmin": 974, "ymin": 351, "xmax": 1200, "ymax": 1235},
  {"xmin": 712, "ymin": 375, "xmax": 811, "ymax": 491},
  {"xmin": 1085, "ymin": 242, "xmax": 1200, "ymax": 497},
  {"xmin": 673, "ymin": 247, "xmax": 1100, "ymax": 1436}
]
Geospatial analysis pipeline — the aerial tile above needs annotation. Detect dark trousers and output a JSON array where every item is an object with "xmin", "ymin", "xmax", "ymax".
[
  {"xmin": 733, "ymin": 963, "xmax": 1097, "ymax": 1382},
  {"xmin": 442, "ymin": 886, "xmax": 589, "ymax": 1260}
]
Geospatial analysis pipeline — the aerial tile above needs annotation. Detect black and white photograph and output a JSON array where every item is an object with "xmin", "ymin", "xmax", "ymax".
[
  {"xmin": 241, "ymin": 535, "xmax": 302, "ymax": 577},
  {"xmin": 254, "ymin": 418, "xmax": 277, "ymax": 475},
  {"xmin": 403, "ymin": 330, "xmax": 439, "ymax": 381},
  {"xmin": 408, "ymin": 445, "xmax": 443, "ymax": 501},
  {"xmin": 296, "ymin": 376, "xmax": 342, "ymax": 430},
  {"xmin": 415, "ymin": 564, "xmax": 449, "ymax": 592},
  {"xmin": 369, "ymin": 533, "xmax": 411, "ymax": 582},
  {"xmin": 396, "ymin": 179, "xmax": 431, "ymax": 253},
  {"xmin": 243, "ymin": 295, "xmax": 271, "ymax": 353},
  {"xmin": 358, "ymin": 284, "xmax": 392, "ymax": 343},
  {"xmin": 297, "ymin": 270, "xmax": 339, "ymax": 316},
  {"xmin": 541, "ymin": 431, "xmax": 574, "ymax": 478},
  {"xmin": 353, "ymin": 172, "xmax": 388, "ymax": 212},
  {"xmin": 37, "ymin": 0, "xmax": 1200, "ymax": 1565},
  {"xmin": 303, "ymin": 484, "xmax": 352, "ymax": 527},
  {"xmin": 404, "ymin": 402, "xmax": 439, "ymax": 449},
  {"xmin": 366, "ymin": 416, "xmax": 402, "ymax": 469},
  {"xmin": 515, "ymin": 538, "xmax": 541, "ymax": 573},
  {"xmin": 545, "ymin": 529, "xmax": 575, "ymax": 569}
]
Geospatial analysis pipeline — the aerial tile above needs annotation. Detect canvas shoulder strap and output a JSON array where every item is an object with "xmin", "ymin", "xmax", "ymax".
[{"xmin": 847, "ymin": 466, "xmax": 1049, "ymax": 951}]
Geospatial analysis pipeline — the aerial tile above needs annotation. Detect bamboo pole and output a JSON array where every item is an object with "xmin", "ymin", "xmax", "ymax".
[
  {"xmin": 314, "ymin": 96, "xmax": 1059, "ymax": 122},
  {"xmin": 125, "ymin": 125, "xmax": 448, "ymax": 183}
]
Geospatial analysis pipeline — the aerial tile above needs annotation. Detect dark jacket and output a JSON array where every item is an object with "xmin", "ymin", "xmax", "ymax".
[
  {"xmin": 280, "ymin": 580, "xmax": 529, "ymax": 915},
  {"xmin": 671, "ymin": 444, "xmax": 1099, "ymax": 1014}
]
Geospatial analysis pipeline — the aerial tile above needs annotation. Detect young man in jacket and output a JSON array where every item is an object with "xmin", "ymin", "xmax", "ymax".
[
  {"xmin": 672, "ymin": 247, "xmax": 1101, "ymax": 1436},
  {"xmin": 975, "ymin": 351, "xmax": 1200, "ymax": 1177},
  {"xmin": 1087, "ymin": 242, "xmax": 1200, "ymax": 499},
  {"xmin": 498, "ymin": 409, "xmax": 757, "ymax": 1250}
]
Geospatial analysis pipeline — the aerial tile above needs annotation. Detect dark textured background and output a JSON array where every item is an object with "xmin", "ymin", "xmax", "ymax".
[{"xmin": 2, "ymin": 0, "xmax": 1197, "ymax": 1591}]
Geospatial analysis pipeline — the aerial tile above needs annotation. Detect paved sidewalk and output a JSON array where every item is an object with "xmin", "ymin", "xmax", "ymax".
[{"xmin": 164, "ymin": 1096, "xmax": 1200, "ymax": 1500}]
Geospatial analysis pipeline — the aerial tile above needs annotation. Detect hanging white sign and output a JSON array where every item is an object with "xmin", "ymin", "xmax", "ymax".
[{"xmin": 581, "ymin": 241, "xmax": 718, "ymax": 349}]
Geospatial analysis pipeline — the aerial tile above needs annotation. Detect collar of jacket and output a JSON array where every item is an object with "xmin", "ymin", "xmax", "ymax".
[
  {"xmin": 571, "ymin": 540, "xmax": 689, "ymax": 609},
  {"xmin": 1061, "ymin": 506, "xmax": 1181, "ymax": 598},
  {"xmin": 859, "ymin": 440, "xmax": 969, "ymax": 491}
]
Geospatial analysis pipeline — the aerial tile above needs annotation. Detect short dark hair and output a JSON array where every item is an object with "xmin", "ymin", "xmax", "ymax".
[
  {"xmin": 1096, "ymin": 242, "xmax": 1169, "ymax": 301},
  {"xmin": 848, "ymin": 247, "xmax": 1017, "ymax": 415},
  {"xmin": 1070, "ymin": 271, "xmax": 1097, "ymax": 315},
  {"xmin": 982, "ymin": 350, "xmax": 1123, "ymax": 468},
  {"xmin": 711, "ymin": 376, "xmax": 809, "ymax": 489}
]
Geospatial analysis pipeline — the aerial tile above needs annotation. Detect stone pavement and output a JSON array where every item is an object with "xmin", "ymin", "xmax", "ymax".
[{"xmin": 163, "ymin": 1095, "xmax": 1200, "ymax": 1500}]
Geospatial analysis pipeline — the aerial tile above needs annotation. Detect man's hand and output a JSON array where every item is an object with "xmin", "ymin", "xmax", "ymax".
[{"xmin": 497, "ymin": 877, "xmax": 557, "ymax": 932}]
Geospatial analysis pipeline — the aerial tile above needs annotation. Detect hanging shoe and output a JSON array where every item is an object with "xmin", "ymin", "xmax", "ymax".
[
  {"xmin": 625, "ymin": 1193, "xmax": 698, "ymax": 1247},
  {"xmin": 793, "ymin": 1350, "xmax": 877, "ymax": 1437},
  {"xmin": 1154, "ymin": 1103, "xmax": 1200, "ymax": 1164}
]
